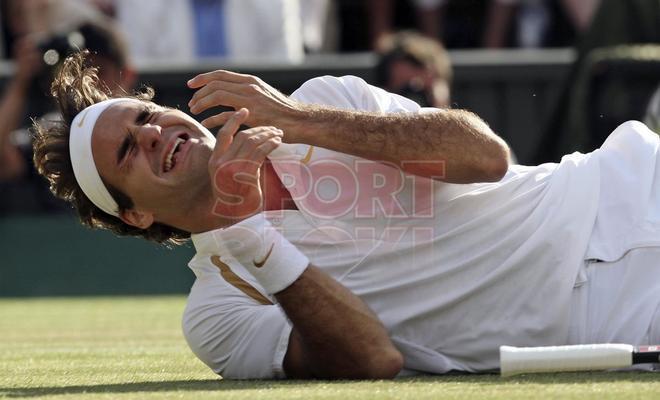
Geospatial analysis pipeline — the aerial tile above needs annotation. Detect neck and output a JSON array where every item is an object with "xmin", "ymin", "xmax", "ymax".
[
  {"xmin": 262, "ymin": 161, "xmax": 297, "ymax": 212},
  {"xmin": 174, "ymin": 162, "xmax": 296, "ymax": 234}
]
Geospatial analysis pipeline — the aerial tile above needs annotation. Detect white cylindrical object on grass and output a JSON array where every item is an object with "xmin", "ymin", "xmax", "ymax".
[{"xmin": 500, "ymin": 344, "xmax": 634, "ymax": 377}]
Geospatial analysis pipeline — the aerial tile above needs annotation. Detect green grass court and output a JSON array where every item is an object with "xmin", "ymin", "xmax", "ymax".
[{"xmin": 1, "ymin": 296, "xmax": 659, "ymax": 400}]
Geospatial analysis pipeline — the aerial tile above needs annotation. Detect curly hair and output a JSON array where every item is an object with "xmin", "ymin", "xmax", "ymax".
[
  {"xmin": 32, "ymin": 51, "xmax": 190, "ymax": 245},
  {"xmin": 375, "ymin": 30, "xmax": 452, "ymax": 85}
]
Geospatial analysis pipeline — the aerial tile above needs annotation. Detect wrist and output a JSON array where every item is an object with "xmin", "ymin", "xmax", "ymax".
[
  {"xmin": 213, "ymin": 213, "xmax": 309, "ymax": 294},
  {"xmin": 280, "ymin": 103, "xmax": 316, "ymax": 144}
]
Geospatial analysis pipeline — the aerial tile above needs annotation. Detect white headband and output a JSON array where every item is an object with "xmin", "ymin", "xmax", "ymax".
[{"xmin": 70, "ymin": 98, "xmax": 138, "ymax": 217}]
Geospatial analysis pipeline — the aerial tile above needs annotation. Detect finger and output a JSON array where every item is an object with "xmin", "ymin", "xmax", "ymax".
[
  {"xmin": 189, "ymin": 89, "xmax": 244, "ymax": 115},
  {"xmin": 228, "ymin": 138, "xmax": 281, "ymax": 184},
  {"xmin": 187, "ymin": 70, "xmax": 253, "ymax": 89},
  {"xmin": 232, "ymin": 127, "xmax": 283, "ymax": 155},
  {"xmin": 249, "ymin": 136, "xmax": 282, "ymax": 161},
  {"xmin": 213, "ymin": 108, "xmax": 249, "ymax": 155},
  {"xmin": 221, "ymin": 128, "xmax": 281, "ymax": 164},
  {"xmin": 189, "ymin": 81, "xmax": 249, "ymax": 109},
  {"xmin": 201, "ymin": 111, "xmax": 234, "ymax": 129}
]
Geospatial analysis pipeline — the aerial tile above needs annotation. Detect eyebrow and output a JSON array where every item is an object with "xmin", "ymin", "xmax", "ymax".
[{"xmin": 135, "ymin": 106, "xmax": 151, "ymax": 125}]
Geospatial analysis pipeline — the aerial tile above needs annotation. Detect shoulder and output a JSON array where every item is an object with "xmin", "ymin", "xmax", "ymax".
[
  {"xmin": 291, "ymin": 75, "xmax": 422, "ymax": 113},
  {"xmin": 290, "ymin": 75, "xmax": 372, "ymax": 107},
  {"xmin": 601, "ymin": 120, "xmax": 659, "ymax": 152},
  {"xmin": 181, "ymin": 258, "xmax": 289, "ymax": 379}
]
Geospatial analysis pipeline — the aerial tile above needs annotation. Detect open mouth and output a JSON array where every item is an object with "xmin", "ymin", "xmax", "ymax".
[{"xmin": 163, "ymin": 133, "xmax": 190, "ymax": 173}]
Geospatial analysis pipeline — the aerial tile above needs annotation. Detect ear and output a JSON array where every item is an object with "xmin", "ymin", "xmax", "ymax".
[{"xmin": 119, "ymin": 208, "xmax": 154, "ymax": 230}]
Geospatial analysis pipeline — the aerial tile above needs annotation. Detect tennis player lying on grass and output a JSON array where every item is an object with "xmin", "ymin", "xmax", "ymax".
[{"xmin": 34, "ymin": 52, "xmax": 660, "ymax": 379}]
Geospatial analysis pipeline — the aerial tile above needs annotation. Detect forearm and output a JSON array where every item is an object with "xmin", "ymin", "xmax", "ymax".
[
  {"xmin": 285, "ymin": 105, "xmax": 510, "ymax": 183},
  {"xmin": 187, "ymin": 71, "xmax": 509, "ymax": 183},
  {"xmin": 278, "ymin": 266, "xmax": 403, "ymax": 379},
  {"xmin": 0, "ymin": 80, "xmax": 29, "ymax": 179},
  {"xmin": 0, "ymin": 80, "xmax": 29, "ymax": 152},
  {"xmin": 209, "ymin": 214, "xmax": 402, "ymax": 379}
]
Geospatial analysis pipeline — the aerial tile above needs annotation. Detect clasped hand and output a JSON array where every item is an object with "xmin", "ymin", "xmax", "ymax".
[{"xmin": 188, "ymin": 71, "xmax": 292, "ymax": 221}]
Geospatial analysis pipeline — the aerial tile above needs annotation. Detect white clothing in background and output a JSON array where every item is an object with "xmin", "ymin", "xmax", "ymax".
[
  {"xmin": 224, "ymin": 0, "xmax": 303, "ymax": 63},
  {"xmin": 113, "ymin": 0, "xmax": 195, "ymax": 64},
  {"xmin": 113, "ymin": 0, "xmax": 303, "ymax": 65}
]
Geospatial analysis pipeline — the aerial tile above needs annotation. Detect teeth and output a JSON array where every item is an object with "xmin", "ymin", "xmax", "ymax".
[{"xmin": 164, "ymin": 138, "xmax": 185, "ymax": 172}]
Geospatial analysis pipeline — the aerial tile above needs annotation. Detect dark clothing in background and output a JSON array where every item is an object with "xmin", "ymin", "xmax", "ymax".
[{"xmin": 537, "ymin": 0, "xmax": 660, "ymax": 163}]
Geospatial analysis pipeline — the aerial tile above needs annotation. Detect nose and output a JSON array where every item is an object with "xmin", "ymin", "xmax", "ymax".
[{"xmin": 137, "ymin": 124, "xmax": 161, "ymax": 151}]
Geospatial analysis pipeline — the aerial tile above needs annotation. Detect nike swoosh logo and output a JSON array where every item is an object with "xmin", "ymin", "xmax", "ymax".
[
  {"xmin": 252, "ymin": 243, "xmax": 275, "ymax": 268},
  {"xmin": 77, "ymin": 110, "xmax": 90, "ymax": 128}
]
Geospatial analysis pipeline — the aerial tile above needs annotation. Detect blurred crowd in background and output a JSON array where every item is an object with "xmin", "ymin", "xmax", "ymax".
[
  {"xmin": 2, "ymin": 0, "xmax": 660, "ymax": 217},
  {"xmin": 0, "ymin": 0, "xmax": 600, "ymax": 64}
]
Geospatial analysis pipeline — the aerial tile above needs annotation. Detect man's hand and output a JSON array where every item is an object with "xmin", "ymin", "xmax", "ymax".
[
  {"xmin": 188, "ymin": 70, "xmax": 305, "ymax": 137},
  {"xmin": 191, "ymin": 72, "xmax": 509, "ymax": 183},
  {"xmin": 208, "ymin": 108, "xmax": 283, "ymax": 221}
]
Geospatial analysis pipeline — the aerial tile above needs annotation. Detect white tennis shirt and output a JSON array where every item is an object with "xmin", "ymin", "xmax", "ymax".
[{"xmin": 182, "ymin": 76, "xmax": 659, "ymax": 379}]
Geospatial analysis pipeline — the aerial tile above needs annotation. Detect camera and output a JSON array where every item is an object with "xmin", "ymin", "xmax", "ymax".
[
  {"xmin": 396, "ymin": 82, "xmax": 433, "ymax": 108},
  {"xmin": 37, "ymin": 31, "xmax": 85, "ymax": 66}
]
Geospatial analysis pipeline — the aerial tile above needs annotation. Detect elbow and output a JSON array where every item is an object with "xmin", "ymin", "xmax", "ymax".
[
  {"xmin": 481, "ymin": 141, "xmax": 510, "ymax": 182},
  {"xmin": 483, "ymin": 154, "xmax": 509, "ymax": 182},
  {"xmin": 361, "ymin": 348, "xmax": 404, "ymax": 380}
]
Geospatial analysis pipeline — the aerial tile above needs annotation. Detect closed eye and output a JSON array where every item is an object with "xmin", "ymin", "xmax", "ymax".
[
  {"xmin": 117, "ymin": 131, "xmax": 136, "ymax": 166},
  {"xmin": 135, "ymin": 109, "xmax": 151, "ymax": 125},
  {"xmin": 117, "ymin": 105, "xmax": 160, "ymax": 166},
  {"xmin": 136, "ymin": 104, "xmax": 160, "ymax": 125}
]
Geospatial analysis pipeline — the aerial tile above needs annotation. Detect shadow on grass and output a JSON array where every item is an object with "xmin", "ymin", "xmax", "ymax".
[
  {"xmin": 408, "ymin": 371, "xmax": 659, "ymax": 384},
  {"xmin": 0, "ymin": 379, "xmax": 284, "ymax": 398},
  {"xmin": 1, "ymin": 372, "xmax": 657, "ymax": 397}
]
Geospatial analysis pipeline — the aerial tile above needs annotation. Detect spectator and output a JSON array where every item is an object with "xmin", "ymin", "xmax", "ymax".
[
  {"xmin": 0, "ymin": 20, "xmax": 136, "ymax": 214},
  {"xmin": 483, "ymin": 0, "xmax": 600, "ymax": 48},
  {"xmin": 375, "ymin": 30, "xmax": 452, "ymax": 108},
  {"xmin": 1, "ymin": 0, "xmax": 109, "ymax": 55},
  {"xmin": 560, "ymin": 0, "xmax": 600, "ymax": 33},
  {"xmin": 367, "ymin": 0, "xmax": 446, "ymax": 49},
  {"xmin": 112, "ymin": 0, "xmax": 304, "ymax": 65},
  {"xmin": 299, "ymin": 0, "xmax": 337, "ymax": 54},
  {"xmin": 537, "ymin": 0, "xmax": 660, "ymax": 163},
  {"xmin": 365, "ymin": 0, "xmax": 597, "ymax": 50}
]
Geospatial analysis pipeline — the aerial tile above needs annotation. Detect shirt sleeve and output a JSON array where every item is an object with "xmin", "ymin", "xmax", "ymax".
[
  {"xmin": 182, "ymin": 267, "xmax": 292, "ymax": 379},
  {"xmin": 291, "ymin": 75, "xmax": 426, "ymax": 114}
]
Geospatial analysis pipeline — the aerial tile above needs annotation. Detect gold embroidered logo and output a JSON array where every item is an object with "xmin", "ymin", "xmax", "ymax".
[
  {"xmin": 253, "ymin": 243, "xmax": 275, "ymax": 268},
  {"xmin": 211, "ymin": 256, "xmax": 272, "ymax": 305},
  {"xmin": 301, "ymin": 146, "xmax": 314, "ymax": 165},
  {"xmin": 77, "ymin": 110, "xmax": 90, "ymax": 127}
]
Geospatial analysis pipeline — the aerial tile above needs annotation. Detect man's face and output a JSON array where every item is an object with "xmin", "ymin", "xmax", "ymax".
[
  {"xmin": 387, "ymin": 60, "xmax": 449, "ymax": 108},
  {"xmin": 91, "ymin": 100, "xmax": 216, "ymax": 226}
]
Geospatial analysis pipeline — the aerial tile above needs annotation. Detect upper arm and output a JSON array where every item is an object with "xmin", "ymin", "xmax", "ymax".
[
  {"xmin": 282, "ymin": 329, "xmax": 313, "ymax": 379},
  {"xmin": 182, "ymin": 276, "xmax": 293, "ymax": 379}
]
